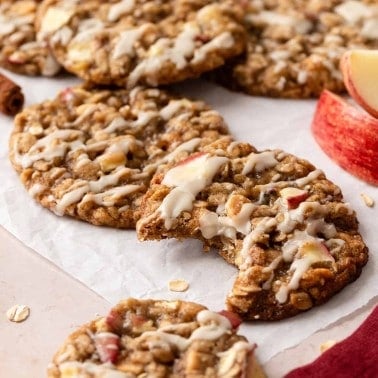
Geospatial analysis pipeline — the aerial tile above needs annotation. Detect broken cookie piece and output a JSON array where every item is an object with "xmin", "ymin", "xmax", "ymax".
[{"xmin": 48, "ymin": 298, "xmax": 265, "ymax": 378}]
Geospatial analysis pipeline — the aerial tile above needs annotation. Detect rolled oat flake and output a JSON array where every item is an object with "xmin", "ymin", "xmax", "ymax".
[
  {"xmin": 6, "ymin": 304, "xmax": 30, "ymax": 322},
  {"xmin": 169, "ymin": 279, "xmax": 189, "ymax": 292}
]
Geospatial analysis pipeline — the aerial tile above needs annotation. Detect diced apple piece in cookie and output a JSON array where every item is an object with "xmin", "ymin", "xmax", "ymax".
[
  {"xmin": 280, "ymin": 187, "xmax": 309, "ymax": 209},
  {"xmin": 105, "ymin": 309, "xmax": 123, "ymax": 332},
  {"xmin": 312, "ymin": 90, "xmax": 378, "ymax": 185},
  {"xmin": 341, "ymin": 49, "xmax": 378, "ymax": 118},
  {"xmin": 299, "ymin": 241, "xmax": 335, "ymax": 264},
  {"xmin": 218, "ymin": 310, "xmax": 243, "ymax": 329},
  {"xmin": 94, "ymin": 332, "xmax": 120, "ymax": 363}
]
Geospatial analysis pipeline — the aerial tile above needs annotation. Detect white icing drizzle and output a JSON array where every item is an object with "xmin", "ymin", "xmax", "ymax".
[
  {"xmin": 81, "ymin": 185, "xmax": 140, "ymax": 206},
  {"xmin": 242, "ymin": 151, "xmax": 278, "ymax": 175},
  {"xmin": 15, "ymin": 129, "xmax": 83, "ymax": 169},
  {"xmin": 199, "ymin": 198, "xmax": 255, "ymax": 239},
  {"xmin": 28, "ymin": 184, "xmax": 46, "ymax": 198},
  {"xmin": 99, "ymin": 137, "xmax": 133, "ymax": 158},
  {"xmin": 240, "ymin": 217, "xmax": 277, "ymax": 267},
  {"xmin": 108, "ymin": 0, "xmax": 135, "ymax": 22},
  {"xmin": 103, "ymin": 116, "xmax": 129, "ymax": 134},
  {"xmin": 158, "ymin": 154, "xmax": 228, "ymax": 229},
  {"xmin": 262, "ymin": 256, "xmax": 283, "ymax": 290},
  {"xmin": 54, "ymin": 167, "xmax": 132, "ymax": 215},
  {"xmin": 248, "ymin": 11, "xmax": 312, "ymax": 34},
  {"xmin": 68, "ymin": 104, "xmax": 99, "ymax": 127},
  {"xmin": 144, "ymin": 138, "xmax": 202, "ymax": 173},
  {"xmin": 217, "ymin": 341, "xmax": 252, "ymax": 376},
  {"xmin": 306, "ymin": 219, "xmax": 337, "ymax": 239},
  {"xmin": 325, "ymin": 238, "xmax": 345, "ymax": 254},
  {"xmin": 277, "ymin": 201, "xmax": 328, "ymax": 234},
  {"xmin": 158, "ymin": 188, "xmax": 195, "ymax": 229},
  {"xmin": 295, "ymin": 169, "xmax": 323, "ymax": 187},
  {"xmin": 55, "ymin": 182, "xmax": 89, "ymax": 215},
  {"xmin": 127, "ymin": 23, "xmax": 199, "ymax": 88},
  {"xmin": 58, "ymin": 361, "xmax": 131, "ymax": 377},
  {"xmin": 160, "ymin": 100, "xmax": 192, "ymax": 120},
  {"xmin": 102, "ymin": 111, "xmax": 157, "ymax": 135},
  {"xmin": 276, "ymin": 240, "xmax": 335, "ymax": 303},
  {"xmin": 131, "ymin": 111, "xmax": 158, "ymax": 128},
  {"xmin": 140, "ymin": 310, "xmax": 233, "ymax": 352},
  {"xmin": 113, "ymin": 24, "xmax": 150, "ymax": 59},
  {"xmin": 89, "ymin": 167, "xmax": 131, "ymax": 192},
  {"xmin": 191, "ymin": 32, "xmax": 234, "ymax": 65}
]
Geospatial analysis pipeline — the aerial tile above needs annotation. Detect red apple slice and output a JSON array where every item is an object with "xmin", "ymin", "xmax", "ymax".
[
  {"xmin": 312, "ymin": 90, "xmax": 378, "ymax": 185},
  {"xmin": 341, "ymin": 49, "xmax": 378, "ymax": 118},
  {"xmin": 280, "ymin": 187, "xmax": 309, "ymax": 209}
]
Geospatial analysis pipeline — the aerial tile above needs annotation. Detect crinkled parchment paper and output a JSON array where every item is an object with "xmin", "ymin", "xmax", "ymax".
[{"xmin": 0, "ymin": 70, "xmax": 377, "ymax": 363}]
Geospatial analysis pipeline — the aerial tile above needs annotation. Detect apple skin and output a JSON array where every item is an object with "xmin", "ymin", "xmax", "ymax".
[
  {"xmin": 340, "ymin": 50, "xmax": 378, "ymax": 119},
  {"xmin": 280, "ymin": 188, "xmax": 309, "ymax": 209},
  {"xmin": 218, "ymin": 310, "xmax": 242, "ymax": 329},
  {"xmin": 312, "ymin": 90, "xmax": 378, "ymax": 186},
  {"xmin": 176, "ymin": 151, "xmax": 206, "ymax": 167}
]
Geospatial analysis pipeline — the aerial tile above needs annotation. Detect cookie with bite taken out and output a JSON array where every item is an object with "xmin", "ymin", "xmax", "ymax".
[{"xmin": 137, "ymin": 138, "xmax": 368, "ymax": 320}]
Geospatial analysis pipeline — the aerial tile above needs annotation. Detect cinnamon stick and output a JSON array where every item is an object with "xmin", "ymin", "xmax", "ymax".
[{"xmin": 0, "ymin": 73, "xmax": 24, "ymax": 116}]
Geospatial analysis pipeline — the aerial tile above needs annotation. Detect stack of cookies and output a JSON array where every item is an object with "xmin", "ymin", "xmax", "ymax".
[{"xmin": 2, "ymin": 1, "xmax": 372, "ymax": 376}]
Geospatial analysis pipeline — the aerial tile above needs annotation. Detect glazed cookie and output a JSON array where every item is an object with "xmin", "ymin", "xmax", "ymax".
[
  {"xmin": 212, "ymin": 0, "xmax": 378, "ymax": 98},
  {"xmin": 137, "ymin": 139, "xmax": 368, "ymax": 320},
  {"xmin": 0, "ymin": 0, "xmax": 61, "ymax": 76},
  {"xmin": 48, "ymin": 298, "xmax": 266, "ymax": 378},
  {"xmin": 36, "ymin": 0, "xmax": 246, "ymax": 87},
  {"xmin": 9, "ymin": 85, "xmax": 230, "ymax": 228}
]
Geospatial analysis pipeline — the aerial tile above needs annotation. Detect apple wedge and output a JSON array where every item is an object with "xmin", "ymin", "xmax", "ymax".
[
  {"xmin": 341, "ymin": 49, "xmax": 378, "ymax": 118},
  {"xmin": 312, "ymin": 90, "xmax": 378, "ymax": 185}
]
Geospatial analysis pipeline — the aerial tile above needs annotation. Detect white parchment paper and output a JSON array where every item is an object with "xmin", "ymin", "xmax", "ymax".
[{"xmin": 0, "ymin": 70, "xmax": 377, "ymax": 363}]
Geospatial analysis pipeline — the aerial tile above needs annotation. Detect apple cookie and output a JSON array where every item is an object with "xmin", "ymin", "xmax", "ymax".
[
  {"xmin": 36, "ymin": 0, "xmax": 246, "ymax": 87},
  {"xmin": 9, "ymin": 85, "xmax": 230, "ymax": 228},
  {"xmin": 48, "ymin": 298, "xmax": 266, "ymax": 378},
  {"xmin": 0, "ymin": 0, "xmax": 61, "ymax": 76},
  {"xmin": 212, "ymin": 0, "xmax": 378, "ymax": 98},
  {"xmin": 137, "ymin": 138, "xmax": 368, "ymax": 320}
]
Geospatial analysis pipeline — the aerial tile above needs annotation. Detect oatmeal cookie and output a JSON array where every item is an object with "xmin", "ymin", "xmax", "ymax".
[
  {"xmin": 48, "ymin": 298, "xmax": 265, "ymax": 378},
  {"xmin": 137, "ymin": 139, "xmax": 368, "ymax": 320},
  {"xmin": 9, "ymin": 85, "xmax": 230, "ymax": 228},
  {"xmin": 36, "ymin": 0, "xmax": 246, "ymax": 88},
  {"xmin": 212, "ymin": 0, "xmax": 378, "ymax": 98},
  {"xmin": 0, "ymin": 0, "xmax": 61, "ymax": 76}
]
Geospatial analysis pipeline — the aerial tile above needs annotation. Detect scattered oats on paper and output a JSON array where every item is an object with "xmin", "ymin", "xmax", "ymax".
[
  {"xmin": 6, "ymin": 304, "xmax": 30, "ymax": 323},
  {"xmin": 169, "ymin": 279, "xmax": 189, "ymax": 292},
  {"xmin": 360, "ymin": 193, "xmax": 374, "ymax": 208}
]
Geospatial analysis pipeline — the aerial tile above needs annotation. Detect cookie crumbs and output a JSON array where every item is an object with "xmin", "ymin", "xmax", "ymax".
[
  {"xmin": 168, "ymin": 279, "xmax": 189, "ymax": 292},
  {"xmin": 320, "ymin": 339, "xmax": 337, "ymax": 353},
  {"xmin": 360, "ymin": 193, "xmax": 374, "ymax": 208},
  {"xmin": 6, "ymin": 304, "xmax": 30, "ymax": 323}
]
